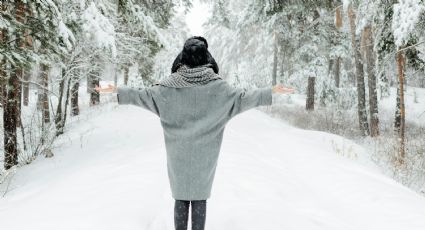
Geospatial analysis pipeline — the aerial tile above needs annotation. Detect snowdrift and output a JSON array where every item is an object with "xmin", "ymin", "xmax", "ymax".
[{"xmin": 1, "ymin": 106, "xmax": 424, "ymax": 230}]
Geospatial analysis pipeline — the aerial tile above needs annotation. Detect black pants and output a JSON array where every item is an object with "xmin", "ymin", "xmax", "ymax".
[{"xmin": 174, "ymin": 200, "xmax": 207, "ymax": 230}]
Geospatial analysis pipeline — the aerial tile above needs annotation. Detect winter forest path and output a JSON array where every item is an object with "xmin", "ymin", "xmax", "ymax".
[{"xmin": 1, "ymin": 105, "xmax": 425, "ymax": 230}]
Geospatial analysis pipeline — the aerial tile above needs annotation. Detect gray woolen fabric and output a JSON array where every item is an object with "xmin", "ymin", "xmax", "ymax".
[{"xmin": 117, "ymin": 80, "xmax": 272, "ymax": 200}]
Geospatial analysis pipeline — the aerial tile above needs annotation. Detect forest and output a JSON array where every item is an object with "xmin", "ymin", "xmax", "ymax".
[{"xmin": 1, "ymin": 0, "xmax": 425, "ymax": 228}]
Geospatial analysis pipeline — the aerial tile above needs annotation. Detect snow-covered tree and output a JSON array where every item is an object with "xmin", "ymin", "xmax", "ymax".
[
  {"xmin": 1, "ymin": 0, "xmax": 74, "ymax": 169},
  {"xmin": 391, "ymin": 0, "xmax": 425, "ymax": 161},
  {"xmin": 1, "ymin": 0, "xmax": 179, "ymax": 169}
]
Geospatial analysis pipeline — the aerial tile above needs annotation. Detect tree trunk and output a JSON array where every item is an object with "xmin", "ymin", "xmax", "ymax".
[
  {"xmin": 335, "ymin": 6, "xmax": 343, "ymax": 29},
  {"xmin": 89, "ymin": 69, "xmax": 100, "ymax": 106},
  {"xmin": 15, "ymin": 69, "xmax": 22, "ymax": 128},
  {"xmin": 348, "ymin": 5, "xmax": 370, "ymax": 136},
  {"xmin": 55, "ymin": 68, "xmax": 66, "ymax": 136},
  {"xmin": 272, "ymin": 32, "xmax": 278, "ymax": 86},
  {"xmin": 280, "ymin": 45, "xmax": 286, "ymax": 84},
  {"xmin": 1, "ymin": 4, "xmax": 19, "ymax": 170},
  {"xmin": 123, "ymin": 65, "xmax": 129, "ymax": 85},
  {"xmin": 328, "ymin": 59, "xmax": 335, "ymax": 77},
  {"xmin": 396, "ymin": 50, "xmax": 406, "ymax": 163},
  {"xmin": 2, "ymin": 2, "xmax": 18, "ymax": 169},
  {"xmin": 71, "ymin": 71, "xmax": 80, "ymax": 116},
  {"xmin": 306, "ymin": 77, "xmax": 315, "ymax": 111},
  {"xmin": 0, "ymin": 27, "xmax": 6, "ymax": 108},
  {"xmin": 4, "ymin": 69, "xmax": 19, "ymax": 169},
  {"xmin": 364, "ymin": 26, "xmax": 379, "ymax": 137},
  {"xmin": 394, "ymin": 87, "xmax": 401, "ymax": 130},
  {"xmin": 114, "ymin": 65, "xmax": 118, "ymax": 86},
  {"xmin": 334, "ymin": 57, "xmax": 341, "ymax": 87},
  {"xmin": 71, "ymin": 77, "xmax": 80, "ymax": 116},
  {"xmin": 62, "ymin": 77, "xmax": 72, "ymax": 131},
  {"xmin": 0, "ymin": 62, "xmax": 6, "ymax": 108},
  {"xmin": 23, "ymin": 70, "xmax": 30, "ymax": 106},
  {"xmin": 41, "ymin": 64, "xmax": 50, "ymax": 123},
  {"xmin": 36, "ymin": 80, "xmax": 43, "ymax": 110},
  {"xmin": 15, "ymin": 0, "xmax": 25, "ymax": 128}
]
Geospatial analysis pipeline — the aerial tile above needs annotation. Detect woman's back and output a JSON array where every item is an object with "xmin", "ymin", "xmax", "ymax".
[
  {"xmin": 157, "ymin": 80, "xmax": 233, "ymax": 140},
  {"xmin": 117, "ymin": 74, "xmax": 272, "ymax": 200}
]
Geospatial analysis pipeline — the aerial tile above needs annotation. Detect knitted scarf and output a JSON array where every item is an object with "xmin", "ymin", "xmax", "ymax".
[{"xmin": 155, "ymin": 64, "xmax": 222, "ymax": 88}]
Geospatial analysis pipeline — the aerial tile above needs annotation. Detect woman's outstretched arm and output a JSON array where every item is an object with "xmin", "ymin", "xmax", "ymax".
[
  {"xmin": 225, "ymin": 83, "xmax": 295, "ymax": 118},
  {"xmin": 95, "ymin": 84, "xmax": 160, "ymax": 116}
]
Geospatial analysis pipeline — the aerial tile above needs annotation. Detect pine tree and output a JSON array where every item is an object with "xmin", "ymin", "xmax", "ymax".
[
  {"xmin": 348, "ymin": 5, "xmax": 370, "ymax": 136},
  {"xmin": 55, "ymin": 68, "xmax": 66, "ymax": 136},
  {"xmin": 71, "ymin": 73, "xmax": 80, "ymax": 116},
  {"xmin": 3, "ymin": 0, "xmax": 27, "ymax": 169},
  {"xmin": 0, "ymin": 2, "xmax": 7, "ymax": 108},
  {"xmin": 306, "ymin": 77, "xmax": 315, "ymax": 110},
  {"xmin": 396, "ymin": 50, "xmax": 406, "ymax": 162},
  {"xmin": 363, "ymin": 25, "xmax": 380, "ymax": 137}
]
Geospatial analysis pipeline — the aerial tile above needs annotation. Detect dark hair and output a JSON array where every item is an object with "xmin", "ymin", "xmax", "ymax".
[
  {"xmin": 171, "ymin": 36, "xmax": 219, "ymax": 74},
  {"xmin": 181, "ymin": 38, "xmax": 208, "ymax": 68}
]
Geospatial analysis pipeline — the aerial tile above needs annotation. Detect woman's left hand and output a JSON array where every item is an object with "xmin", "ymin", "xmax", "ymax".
[{"xmin": 95, "ymin": 84, "xmax": 117, "ymax": 93}]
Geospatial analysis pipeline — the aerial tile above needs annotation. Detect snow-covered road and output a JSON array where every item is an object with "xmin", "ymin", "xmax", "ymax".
[{"xmin": 1, "ymin": 105, "xmax": 425, "ymax": 230}]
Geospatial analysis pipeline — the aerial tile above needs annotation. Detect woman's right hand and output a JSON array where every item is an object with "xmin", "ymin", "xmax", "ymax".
[
  {"xmin": 95, "ymin": 84, "xmax": 117, "ymax": 93},
  {"xmin": 272, "ymin": 84, "xmax": 295, "ymax": 94}
]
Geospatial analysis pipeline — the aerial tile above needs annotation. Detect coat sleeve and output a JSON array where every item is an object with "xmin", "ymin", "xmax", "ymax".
[
  {"xmin": 117, "ymin": 86, "xmax": 160, "ymax": 116},
  {"xmin": 223, "ymin": 82, "xmax": 273, "ymax": 118}
]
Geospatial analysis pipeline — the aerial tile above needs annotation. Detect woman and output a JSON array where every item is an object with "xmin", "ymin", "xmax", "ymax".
[{"xmin": 96, "ymin": 36, "xmax": 294, "ymax": 230}]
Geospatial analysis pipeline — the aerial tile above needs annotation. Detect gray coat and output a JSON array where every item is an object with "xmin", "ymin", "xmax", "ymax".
[{"xmin": 117, "ymin": 80, "xmax": 272, "ymax": 200}]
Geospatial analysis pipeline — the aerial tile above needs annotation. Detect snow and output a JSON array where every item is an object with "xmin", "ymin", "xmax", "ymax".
[
  {"xmin": 392, "ymin": 0, "xmax": 424, "ymax": 47},
  {"xmin": 1, "ymin": 102, "xmax": 425, "ymax": 229},
  {"xmin": 58, "ymin": 20, "xmax": 75, "ymax": 51},
  {"xmin": 81, "ymin": 2, "xmax": 117, "ymax": 57}
]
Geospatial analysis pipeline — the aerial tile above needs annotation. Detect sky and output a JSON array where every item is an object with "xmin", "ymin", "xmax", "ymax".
[{"xmin": 184, "ymin": 0, "xmax": 212, "ymax": 36}]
